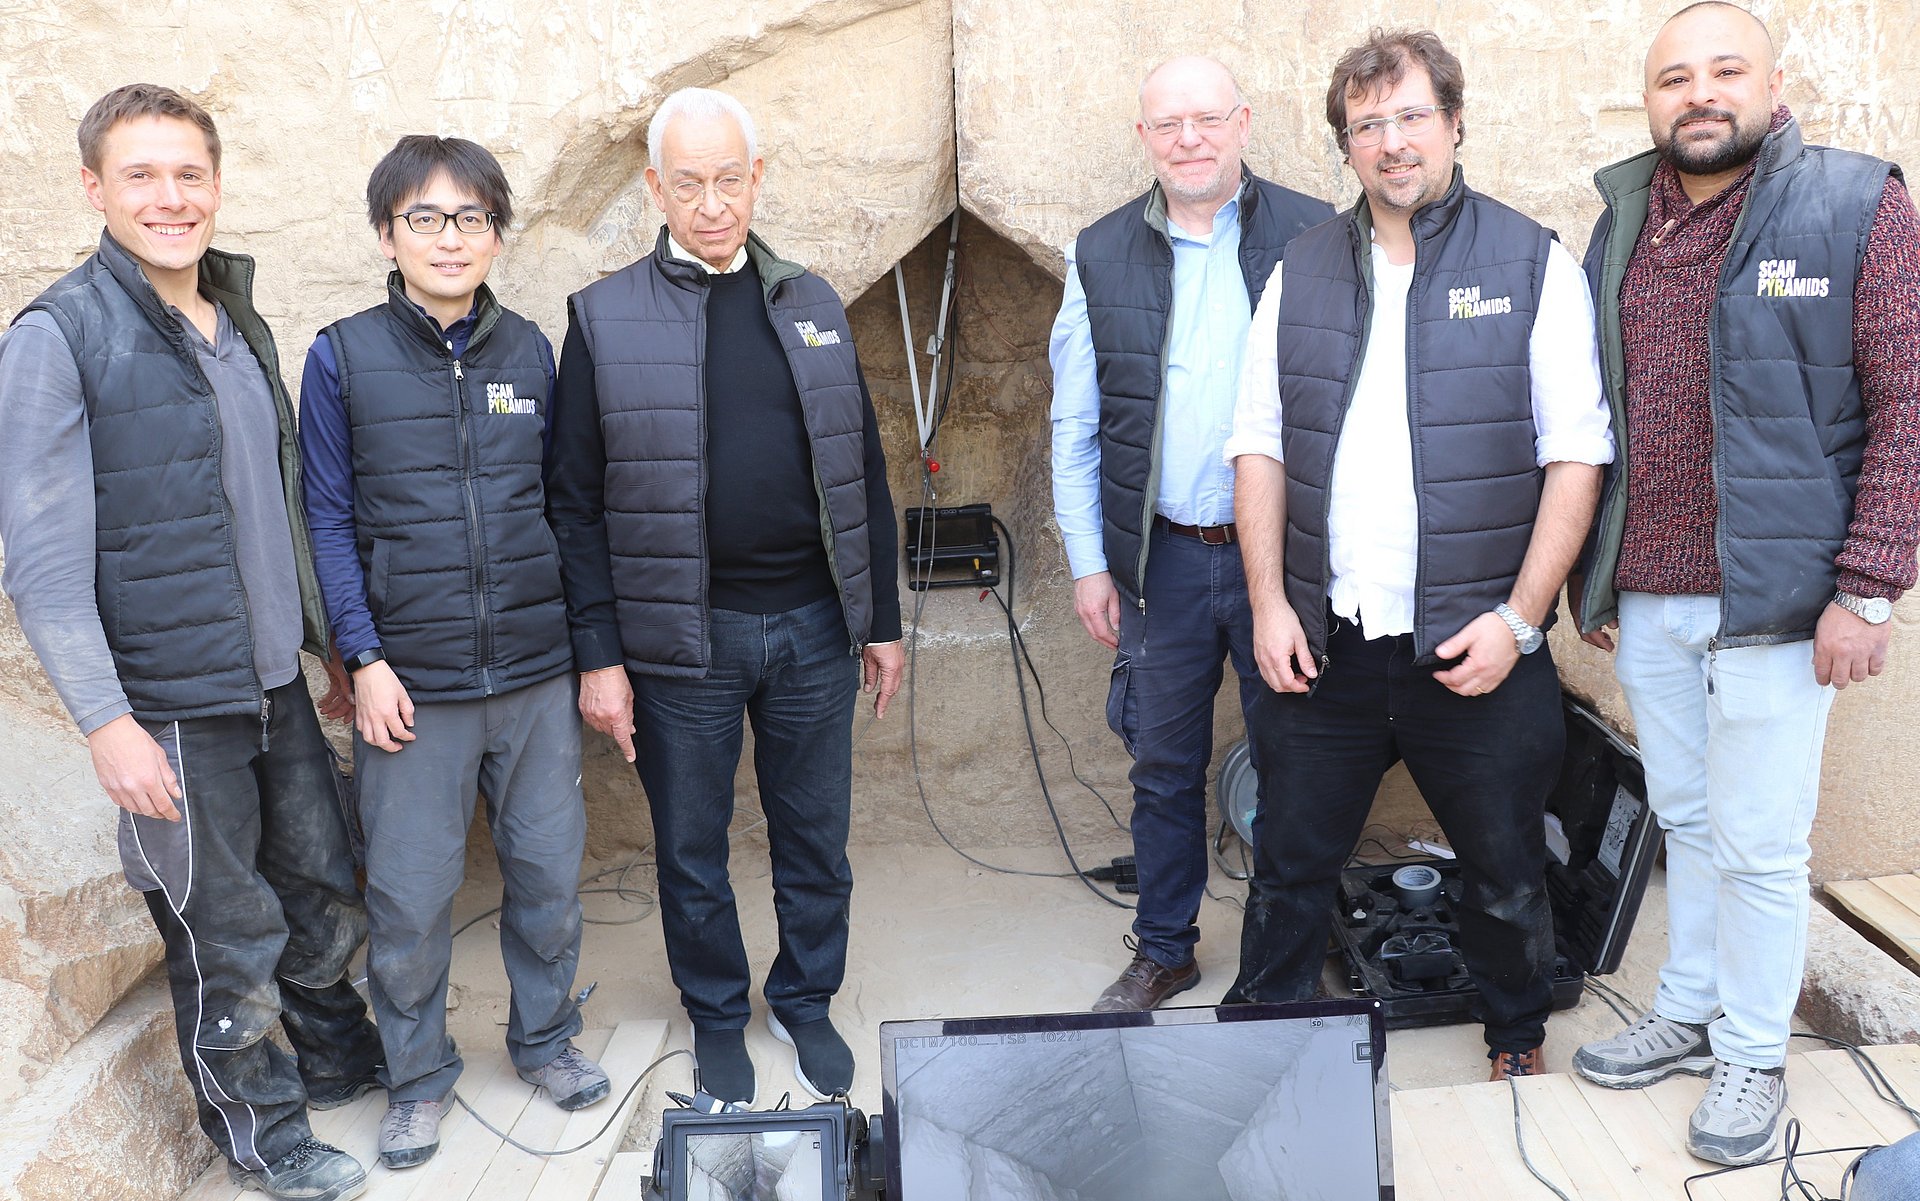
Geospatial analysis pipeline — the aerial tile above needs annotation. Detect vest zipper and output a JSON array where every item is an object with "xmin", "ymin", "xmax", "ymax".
[
  {"xmin": 260, "ymin": 693, "xmax": 273, "ymax": 752},
  {"xmin": 1136, "ymin": 237, "xmax": 1179, "ymax": 615},
  {"xmin": 449, "ymin": 340, "xmax": 494, "ymax": 695}
]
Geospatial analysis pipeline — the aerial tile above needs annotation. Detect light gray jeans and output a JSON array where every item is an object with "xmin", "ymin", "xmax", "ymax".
[
  {"xmin": 356, "ymin": 671, "xmax": 587, "ymax": 1101},
  {"xmin": 1614, "ymin": 591, "xmax": 1835, "ymax": 1070}
]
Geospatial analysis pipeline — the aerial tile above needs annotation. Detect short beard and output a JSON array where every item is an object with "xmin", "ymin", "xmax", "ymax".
[
  {"xmin": 1162, "ymin": 162, "xmax": 1232, "ymax": 205},
  {"xmin": 1658, "ymin": 107, "xmax": 1767, "ymax": 176}
]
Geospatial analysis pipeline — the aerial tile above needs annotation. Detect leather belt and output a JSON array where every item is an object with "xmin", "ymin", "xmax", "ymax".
[{"xmin": 1156, "ymin": 515, "xmax": 1238, "ymax": 545}]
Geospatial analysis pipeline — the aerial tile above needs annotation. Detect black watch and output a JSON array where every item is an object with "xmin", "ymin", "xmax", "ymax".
[{"xmin": 344, "ymin": 648, "xmax": 386, "ymax": 672}]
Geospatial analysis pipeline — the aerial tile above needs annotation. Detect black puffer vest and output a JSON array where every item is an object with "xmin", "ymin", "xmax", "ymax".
[
  {"xmin": 1579, "ymin": 119, "xmax": 1899, "ymax": 645},
  {"xmin": 16, "ymin": 232, "xmax": 328, "ymax": 722},
  {"xmin": 568, "ymin": 229, "xmax": 872, "ymax": 677},
  {"xmin": 1074, "ymin": 170, "xmax": 1332, "ymax": 606},
  {"xmin": 324, "ymin": 277, "xmax": 570, "ymax": 698},
  {"xmin": 1276, "ymin": 171, "xmax": 1553, "ymax": 664}
]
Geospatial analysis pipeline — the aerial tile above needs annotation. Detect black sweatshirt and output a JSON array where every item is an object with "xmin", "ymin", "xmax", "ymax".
[{"xmin": 544, "ymin": 261, "xmax": 902, "ymax": 674}]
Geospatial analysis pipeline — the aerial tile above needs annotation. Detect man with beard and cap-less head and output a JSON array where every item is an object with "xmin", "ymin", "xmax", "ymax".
[
  {"xmin": 1569, "ymin": 1, "xmax": 1920, "ymax": 1168},
  {"xmin": 1050, "ymin": 55, "xmax": 1329, "ymax": 1011},
  {"xmin": 1223, "ymin": 28, "xmax": 1614, "ymax": 1079}
]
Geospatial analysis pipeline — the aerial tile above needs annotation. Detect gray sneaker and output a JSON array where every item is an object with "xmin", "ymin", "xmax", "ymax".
[
  {"xmin": 1572, "ymin": 1013, "xmax": 1715, "ymax": 1088},
  {"xmin": 518, "ymin": 1044, "xmax": 611, "ymax": 1111},
  {"xmin": 227, "ymin": 1137, "xmax": 368, "ymax": 1200},
  {"xmin": 1689, "ymin": 1060, "xmax": 1787, "ymax": 1166},
  {"xmin": 377, "ymin": 1097, "xmax": 447, "ymax": 1170}
]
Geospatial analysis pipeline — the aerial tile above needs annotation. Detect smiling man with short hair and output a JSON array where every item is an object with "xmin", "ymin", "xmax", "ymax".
[{"xmin": 298, "ymin": 134, "xmax": 607, "ymax": 1171}]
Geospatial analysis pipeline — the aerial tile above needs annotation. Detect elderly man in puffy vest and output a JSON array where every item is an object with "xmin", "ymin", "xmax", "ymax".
[
  {"xmin": 1569, "ymin": 2, "xmax": 1920, "ymax": 1168},
  {"xmin": 0, "ymin": 85, "xmax": 380, "ymax": 1201},
  {"xmin": 299, "ymin": 134, "xmax": 609, "ymax": 1172},
  {"xmin": 1223, "ymin": 30, "xmax": 1613, "ymax": 1081},
  {"xmin": 546, "ymin": 88, "xmax": 904, "ymax": 1107},
  {"xmin": 1050, "ymin": 55, "xmax": 1330, "ymax": 1012}
]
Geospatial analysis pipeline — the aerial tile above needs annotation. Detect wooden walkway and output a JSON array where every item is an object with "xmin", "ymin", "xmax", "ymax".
[
  {"xmin": 1391, "ymin": 1043, "xmax": 1920, "ymax": 1201},
  {"xmin": 1828, "ymin": 873, "xmax": 1920, "ymax": 970},
  {"xmin": 177, "ymin": 1020, "xmax": 667, "ymax": 1201}
]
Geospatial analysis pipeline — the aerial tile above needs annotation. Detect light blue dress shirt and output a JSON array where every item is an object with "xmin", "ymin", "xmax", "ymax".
[{"xmin": 1049, "ymin": 194, "xmax": 1254, "ymax": 579}]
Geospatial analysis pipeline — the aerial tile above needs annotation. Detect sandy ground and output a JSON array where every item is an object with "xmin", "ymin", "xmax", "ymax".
[{"xmin": 412, "ymin": 810, "xmax": 1696, "ymax": 1158}]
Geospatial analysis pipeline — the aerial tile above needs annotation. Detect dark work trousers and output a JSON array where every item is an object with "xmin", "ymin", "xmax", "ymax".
[
  {"xmin": 629, "ymin": 595, "xmax": 858, "ymax": 1033},
  {"xmin": 1107, "ymin": 520, "xmax": 1264, "ymax": 970},
  {"xmin": 355, "ymin": 671, "xmax": 587, "ymax": 1103},
  {"xmin": 1226, "ymin": 614, "xmax": 1562, "ymax": 1054},
  {"xmin": 122, "ymin": 676, "xmax": 381, "ymax": 1170}
]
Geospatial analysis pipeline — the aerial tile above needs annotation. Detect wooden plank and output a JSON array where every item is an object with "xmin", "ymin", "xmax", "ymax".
[
  {"xmin": 1825, "ymin": 879, "xmax": 1920, "ymax": 965},
  {"xmin": 1513, "ymin": 1075, "xmax": 1662, "ymax": 1201},
  {"xmin": 1566, "ymin": 1072, "xmax": 1705, "ymax": 1196},
  {"xmin": 1390, "ymin": 1085, "xmax": 1509, "ymax": 1201},
  {"xmin": 525, "ymin": 1020, "xmax": 670, "ymax": 1201},
  {"xmin": 590, "ymin": 1152, "xmax": 651, "ymax": 1201},
  {"xmin": 1452, "ymin": 1079, "xmax": 1583, "ymax": 1200},
  {"xmin": 1782, "ymin": 1051, "xmax": 1897, "ymax": 1154},
  {"xmin": 453, "ymin": 1027, "xmax": 614, "ymax": 1201},
  {"xmin": 1802, "ymin": 1050, "xmax": 1919, "ymax": 1145},
  {"xmin": 1868, "ymin": 872, "xmax": 1920, "ymax": 919},
  {"xmin": 391, "ymin": 1029, "xmax": 560, "ymax": 1201},
  {"xmin": 1385, "ymin": 1091, "xmax": 1453, "ymax": 1201}
]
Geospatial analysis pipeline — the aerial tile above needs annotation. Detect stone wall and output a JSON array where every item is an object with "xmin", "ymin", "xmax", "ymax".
[{"xmin": 2, "ymin": 1, "xmax": 1919, "ymax": 1194}]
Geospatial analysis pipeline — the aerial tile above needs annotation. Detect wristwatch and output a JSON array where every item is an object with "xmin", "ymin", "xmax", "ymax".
[
  {"xmin": 1494, "ymin": 603, "xmax": 1545, "ymax": 655},
  {"xmin": 1833, "ymin": 591, "xmax": 1894, "ymax": 625},
  {"xmin": 344, "ymin": 648, "xmax": 387, "ymax": 672}
]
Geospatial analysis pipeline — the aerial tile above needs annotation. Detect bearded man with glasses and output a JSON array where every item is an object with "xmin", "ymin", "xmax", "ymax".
[
  {"xmin": 546, "ymin": 87, "xmax": 903, "ymax": 1107},
  {"xmin": 1050, "ymin": 55, "xmax": 1330, "ymax": 1012},
  {"xmin": 1223, "ymin": 28, "xmax": 1613, "ymax": 1081},
  {"xmin": 298, "ymin": 134, "xmax": 608, "ymax": 1170}
]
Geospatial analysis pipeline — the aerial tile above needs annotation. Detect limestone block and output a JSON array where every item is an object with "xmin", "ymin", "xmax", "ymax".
[
  {"xmin": 1799, "ymin": 901, "xmax": 1920, "ymax": 1050},
  {"xmin": 0, "ymin": 977, "xmax": 204, "ymax": 1201}
]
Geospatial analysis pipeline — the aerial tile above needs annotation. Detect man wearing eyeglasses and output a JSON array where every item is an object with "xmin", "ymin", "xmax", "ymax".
[
  {"xmin": 1223, "ymin": 29, "xmax": 1613, "ymax": 1080},
  {"xmin": 1050, "ymin": 56, "xmax": 1331, "ymax": 1013},
  {"xmin": 546, "ymin": 88, "xmax": 903, "ymax": 1106},
  {"xmin": 298, "ymin": 135, "xmax": 608, "ymax": 1170}
]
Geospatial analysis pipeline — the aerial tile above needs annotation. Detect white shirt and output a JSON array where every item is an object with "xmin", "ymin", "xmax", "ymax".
[
  {"xmin": 1224, "ymin": 238, "xmax": 1614, "ymax": 638},
  {"xmin": 667, "ymin": 235, "xmax": 748, "ymax": 274}
]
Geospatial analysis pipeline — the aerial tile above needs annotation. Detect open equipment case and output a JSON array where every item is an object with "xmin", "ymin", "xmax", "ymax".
[{"xmin": 1329, "ymin": 695, "xmax": 1662, "ymax": 1028}]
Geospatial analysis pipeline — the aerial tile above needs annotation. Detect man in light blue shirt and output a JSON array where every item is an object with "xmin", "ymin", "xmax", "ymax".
[{"xmin": 1049, "ymin": 55, "xmax": 1330, "ymax": 1011}]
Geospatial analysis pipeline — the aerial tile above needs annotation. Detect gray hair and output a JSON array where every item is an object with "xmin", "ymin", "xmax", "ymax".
[
  {"xmin": 647, "ymin": 87, "xmax": 759, "ymax": 171},
  {"xmin": 1137, "ymin": 56, "xmax": 1248, "ymax": 115}
]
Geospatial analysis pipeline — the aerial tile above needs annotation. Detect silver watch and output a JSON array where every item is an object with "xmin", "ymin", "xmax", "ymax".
[
  {"xmin": 1494, "ymin": 603, "xmax": 1545, "ymax": 654},
  {"xmin": 1833, "ymin": 591, "xmax": 1894, "ymax": 625}
]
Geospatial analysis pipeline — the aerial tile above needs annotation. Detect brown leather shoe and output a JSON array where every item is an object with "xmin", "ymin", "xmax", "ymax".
[
  {"xmin": 1091, "ymin": 953, "xmax": 1201, "ymax": 1012},
  {"xmin": 1489, "ymin": 1046, "xmax": 1545, "ymax": 1081}
]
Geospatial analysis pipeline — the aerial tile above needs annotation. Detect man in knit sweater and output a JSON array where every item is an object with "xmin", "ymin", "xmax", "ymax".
[
  {"xmin": 1571, "ymin": 2, "xmax": 1920, "ymax": 1167},
  {"xmin": 546, "ymin": 88, "xmax": 903, "ymax": 1107}
]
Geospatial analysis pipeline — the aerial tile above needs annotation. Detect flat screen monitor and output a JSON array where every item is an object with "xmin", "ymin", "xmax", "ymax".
[{"xmin": 880, "ymin": 999, "xmax": 1392, "ymax": 1201}]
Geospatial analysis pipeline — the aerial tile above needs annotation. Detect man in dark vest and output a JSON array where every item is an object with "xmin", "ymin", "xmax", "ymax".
[
  {"xmin": 299, "ymin": 135, "xmax": 608, "ymax": 1171},
  {"xmin": 1223, "ymin": 30, "xmax": 1613, "ymax": 1080},
  {"xmin": 1050, "ymin": 55, "xmax": 1330, "ymax": 1012},
  {"xmin": 546, "ymin": 88, "xmax": 903, "ymax": 1106},
  {"xmin": 1569, "ymin": 3, "xmax": 1920, "ymax": 1166},
  {"xmin": 0, "ymin": 85, "xmax": 381, "ymax": 1201}
]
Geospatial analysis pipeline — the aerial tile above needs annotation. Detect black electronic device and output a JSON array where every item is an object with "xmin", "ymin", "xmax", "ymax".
[
  {"xmin": 880, "ymin": 1000, "xmax": 1393, "ymax": 1201},
  {"xmin": 647, "ymin": 1097, "xmax": 882, "ymax": 1201},
  {"xmin": 903, "ymin": 503, "xmax": 999, "ymax": 590},
  {"xmin": 1331, "ymin": 695, "xmax": 1662, "ymax": 1027}
]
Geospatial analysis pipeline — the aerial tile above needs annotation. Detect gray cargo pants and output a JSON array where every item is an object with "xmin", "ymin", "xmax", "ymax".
[{"xmin": 355, "ymin": 671, "xmax": 587, "ymax": 1102}]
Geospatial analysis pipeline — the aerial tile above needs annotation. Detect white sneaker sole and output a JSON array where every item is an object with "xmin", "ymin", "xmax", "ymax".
[
  {"xmin": 766, "ymin": 1013, "xmax": 842, "ymax": 1103},
  {"xmin": 1573, "ymin": 1052, "xmax": 1715, "ymax": 1090}
]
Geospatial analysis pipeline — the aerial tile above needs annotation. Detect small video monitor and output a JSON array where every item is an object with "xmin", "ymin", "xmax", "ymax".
[
  {"xmin": 880, "ymin": 1000, "xmax": 1392, "ymax": 1201},
  {"xmin": 653, "ymin": 1104, "xmax": 857, "ymax": 1201}
]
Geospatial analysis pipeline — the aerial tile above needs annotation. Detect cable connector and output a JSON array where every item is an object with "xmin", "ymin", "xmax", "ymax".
[{"xmin": 1085, "ymin": 856, "xmax": 1140, "ymax": 893}]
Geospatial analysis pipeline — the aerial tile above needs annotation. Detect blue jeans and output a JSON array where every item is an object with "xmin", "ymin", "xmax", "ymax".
[
  {"xmin": 630, "ymin": 596, "xmax": 858, "ymax": 1031},
  {"xmin": 1849, "ymin": 1132, "xmax": 1920, "ymax": 1200},
  {"xmin": 1106, "ymin": 521, "xmax": 1263, "ymax": 969},
  {"xmin": 1614, "ymin": 592, "xmax": 1835, "ymax": 1069}
]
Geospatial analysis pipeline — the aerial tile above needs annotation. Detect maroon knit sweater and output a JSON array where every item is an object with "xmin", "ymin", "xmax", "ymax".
[{"xmin": 1616, "ymin": 107, "xmax": 1920, "ymax": 601}]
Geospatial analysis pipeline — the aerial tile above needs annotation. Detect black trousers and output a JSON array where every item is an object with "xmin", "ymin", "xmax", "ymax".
[
  {"xmin": 1226, "ymin": 615, "xmax": 1562, "ymax": 1053},
  {"xmin": 126, "ymin": 677, "xmax": 382, "ymax": 1168}
]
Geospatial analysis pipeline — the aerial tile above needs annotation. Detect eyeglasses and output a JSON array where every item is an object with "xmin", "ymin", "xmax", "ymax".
[
  {"xmin": 394, "ymin": 208, "xmax": 497, "ymax": 235},
  {"xmin": 1144, "ymin": 104, "xmax": 1243, "ymax": 140},
  {"xmin": 669, "ymin": 175, "xmax": 750, "ymax": 206},
  {"xmin": 1344, "ymin": 104, "xmax": 1449, "ymax": 147}
]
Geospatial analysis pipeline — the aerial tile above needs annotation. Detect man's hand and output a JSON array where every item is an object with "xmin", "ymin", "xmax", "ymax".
[
  {"xmin": 1252, "ymin": 599, "xmax": 1317, "ymax": 693},
  {"xmin": 354, "ymin": 659, "xmax": 417, "ymax": 752},
  {"xmin": 863, "ymin": 640, "xmax": 906, "ymax": 719},
  {"xmin": 1073, "ymin": 571, "xmax": 1123, "ymax": 649},
  {"xmin": 579, "ymin": 665, "xmax": 636, "ymax": 762},
  {"xmin": 1813, "ymin": 602, "xmax": 1892, "ymax": 689},
  {"xmin": 1434, "ymin": 611, "xmax": 1522, "ymax": 697},
  {"xmin": 87, "ymin": 714, "xmax": 182, "ymax": 821},
  {"xmin": 317, "ymin": 654, "xmax": 355, "ymax": 720},
  {"xmin": 1565, "ymin": 573, "xmax": 1617, "ymax": 653}
]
